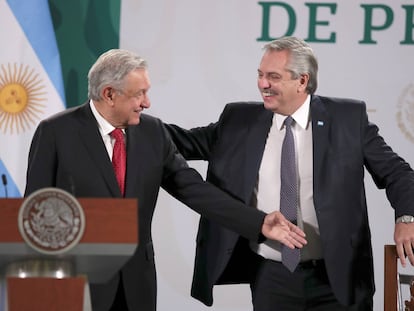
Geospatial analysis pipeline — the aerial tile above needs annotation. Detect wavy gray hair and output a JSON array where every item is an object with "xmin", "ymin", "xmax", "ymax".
[
  {"xmin": 263, "ymin": 37, "xmax": 318, "ymax": 94},
  {"xmin": 88, "ymin": 49, "xmax": 148, "ymax": 100}
]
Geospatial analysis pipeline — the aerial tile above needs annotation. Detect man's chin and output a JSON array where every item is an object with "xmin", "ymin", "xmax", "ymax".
[
  {"xmin": 263, "ymin": 100, "xmax": 276, "ymax": 111},
  {"xmin": 128, "ymin": 118, "xmax": 141, "ymax": 126}
]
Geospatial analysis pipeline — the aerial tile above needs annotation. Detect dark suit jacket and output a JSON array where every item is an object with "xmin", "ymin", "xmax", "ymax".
[
  {"xmin": 24, "ymin": 102, "xmax": 269, "ymax": 311},
  {"xmin": 167, "ymin": 96, "xmax": 414, "ymax": 306}
]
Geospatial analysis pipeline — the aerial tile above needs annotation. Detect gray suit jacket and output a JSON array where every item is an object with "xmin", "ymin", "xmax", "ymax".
[
  {"xmin": 25, "ymin": 102, "xmax": 269, "ymax": 311},
  {"xmin": 167, "ymin": 95, "xmax": 414, "ymax": 306}
]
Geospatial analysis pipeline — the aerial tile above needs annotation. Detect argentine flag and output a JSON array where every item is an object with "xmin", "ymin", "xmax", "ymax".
[{"xmin": 0, "ymin": 0, "xmax": 65, "ymax": 198}]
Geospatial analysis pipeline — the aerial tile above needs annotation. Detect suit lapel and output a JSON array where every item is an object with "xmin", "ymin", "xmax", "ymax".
[
  {"xmin": 124, "ymin": 125, "xmax": 141, "ymax": 197},
  {"xmin": 124, "ymin": 120, "xmax": 153, "ymax": 198},
  {"xmin": 77, "ymin": 103, "xmax": 121, "ymax": 197},
  {"xmin": 310, "ymin": 95, "xmax": 331, "ymax": 209},
  {"xmin": 244, "ymin": 108, "xmax": 273, "ymax": 203}
]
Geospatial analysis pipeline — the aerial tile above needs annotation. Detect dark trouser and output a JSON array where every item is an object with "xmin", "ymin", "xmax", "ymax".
[
  {"xmin": 109, "ymin": 274, "xmax": 129, "ymax": 311},
  {"xmin": 250, "ymin": 256, "xmax": 373, "ymax": 311}
]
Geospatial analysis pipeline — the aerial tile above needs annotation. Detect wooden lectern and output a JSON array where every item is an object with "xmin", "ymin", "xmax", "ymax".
[{"xmin": 0, "ymin": 198, "xmax": 138, "ymax": 311}]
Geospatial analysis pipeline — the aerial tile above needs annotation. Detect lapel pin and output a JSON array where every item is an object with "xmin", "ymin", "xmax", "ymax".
[{"xmin": 317, "ymin": 120, "xmax": 324, "ymax": 126}]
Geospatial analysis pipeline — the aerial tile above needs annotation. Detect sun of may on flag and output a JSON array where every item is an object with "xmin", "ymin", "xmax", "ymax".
[{"xmin": 0, "ymin": 0, "xmax": 66, "ymax": 198}]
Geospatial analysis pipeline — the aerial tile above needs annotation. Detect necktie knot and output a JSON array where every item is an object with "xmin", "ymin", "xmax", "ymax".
[
  {"xmin": 284, "ymin": 116, "xmax": 293, "ymax": 128},
  {"xmin": 111, "ymin": 128, "xmax": 124, "ymax": 142}
]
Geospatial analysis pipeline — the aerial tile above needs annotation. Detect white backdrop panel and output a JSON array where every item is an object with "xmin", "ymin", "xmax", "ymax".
[{"xmin": 120, "ymin": 1, "xmax": 414, "ymax": 310}]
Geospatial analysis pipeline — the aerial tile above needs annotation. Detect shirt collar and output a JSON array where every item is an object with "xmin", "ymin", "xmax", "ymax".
[
  {"xmin": 90, "ymin": 100, "xmax": 117, "ymax": 136},
  {"xmin": 275, "ymin": 95, "xmax": 311, "ymax": 130}
]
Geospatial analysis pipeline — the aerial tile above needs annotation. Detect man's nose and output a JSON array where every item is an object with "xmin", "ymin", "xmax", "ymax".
[
  {"xmin": 141, "ymin": 95, "xmax": 150, "ymax": 108},
  {"xmin": 258, "ymin": 77, "xmax": 270, "ymax": 89}
]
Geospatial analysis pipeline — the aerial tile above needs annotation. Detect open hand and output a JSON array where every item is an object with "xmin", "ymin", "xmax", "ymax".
[{"xmin": 261, "ymin": 211, "xmax": 307, "ymax": 249}]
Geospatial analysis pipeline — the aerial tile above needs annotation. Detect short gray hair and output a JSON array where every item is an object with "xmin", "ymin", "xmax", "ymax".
[
  {"xmin": 263, "ymin": 37, "xmax": 318, "ymax": 94},
  {"xmin": 88, "ymin": 49, "xmax": 148, "ymax": 100}
]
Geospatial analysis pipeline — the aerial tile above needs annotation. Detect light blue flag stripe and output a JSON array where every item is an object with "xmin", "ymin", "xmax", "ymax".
[
  {"xmin": 0, "ymin": 160, "xmax": 21, "ymax": 198},
  {"xmin": 1, "ymin": 0, "xmax": 66, "ymax": 198},
  {"xmin": 6, "ymin": 0, "xmax": 66, "ymax": 106}
]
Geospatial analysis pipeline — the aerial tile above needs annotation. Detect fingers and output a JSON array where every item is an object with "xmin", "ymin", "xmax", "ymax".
[
  {"xmin": 288, "ymin": 222, "xmax": 306, "ymax": 237},
  {"xmin": 281, "ymin": 233, "xmax": 306, "ymax": 249},
  {"xmin": 408, "ymin": 251, "xmax": 414, "ymax": 267},
  {"xmin": 396, "ymin": 243, "xmax": 406, "ymax": 267},
  {"xmin": 289, "ymin": 231, "xmax": 307, "ymax": 248},
  {"xmin": 395, "ymin": 240, "xmax": 414, "ymax": 268},
  {"xmin": 282, "ymin": 237, "xmax": 296, "ymax": 249},
  {"xmin": 291, "ymin": 231, "xmax": 307, "ymax": 246},
  {"xmin": 394, "ymin": 223, "xmax": 414, "ymax": 267},
  {"xmin": 279, "ymin": 228, "xmax": 308, "ymax": 249}
]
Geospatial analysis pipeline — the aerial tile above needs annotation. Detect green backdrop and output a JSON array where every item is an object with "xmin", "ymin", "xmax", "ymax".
[{"xmin": 49, "ymin": 0, "xmax": 120, "ymax": 107}]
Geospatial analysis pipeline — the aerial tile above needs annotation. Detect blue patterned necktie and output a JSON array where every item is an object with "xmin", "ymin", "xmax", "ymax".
[{"xmin": 280, "ymin": 116, "xmax": 300, "ymax": 272}]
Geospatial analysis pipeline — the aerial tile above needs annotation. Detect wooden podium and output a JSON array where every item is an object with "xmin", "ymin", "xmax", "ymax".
[{"xmin": 0, "ymin": 197, "xmax": 138, "ymax": 311}]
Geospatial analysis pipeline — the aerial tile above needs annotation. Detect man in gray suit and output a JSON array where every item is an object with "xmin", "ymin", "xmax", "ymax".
[
  {"xmin": 24, "ymin": 49, "xmax": 307, "ymax": 311},
  {"xmin": 167, "ymin": 36, "xmax": 414, "ymax": 310}
]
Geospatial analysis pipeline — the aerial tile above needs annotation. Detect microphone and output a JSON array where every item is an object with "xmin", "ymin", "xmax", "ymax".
[
  {"xmin": 68, "ymin": 175, "xmax": 76, "ymax": 196},
  {"xmin": 1, "ymin": 174, "xmax": 8, "ymax": 198}
]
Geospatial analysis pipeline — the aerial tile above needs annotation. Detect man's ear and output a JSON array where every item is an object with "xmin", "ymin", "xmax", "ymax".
[
  {"xmin": 300, "ymin": 74, "xmax": 309, "ymax": 86},
  {"xmin": 297, "ymin": 74, "xmax": 309, "ymax": 93},
  {"xmin": 103, "ymin": 87, "xmax": 113, "ymax": 101}
]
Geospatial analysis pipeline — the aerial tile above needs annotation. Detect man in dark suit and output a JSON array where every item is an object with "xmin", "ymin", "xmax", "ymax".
[
  {"xmin": 167, "ymin": 36, "xmax": 414, "ymax": 310},
  {"xmin": 24, "ymin": 49, "xmax": 307, "ymax": 311}
]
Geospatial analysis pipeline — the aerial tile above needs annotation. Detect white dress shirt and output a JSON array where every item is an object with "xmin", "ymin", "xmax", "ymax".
[
  {"xmin": 89, "ymin": 100, "xmax": 125, "ymax": 160},
  {"xmin": 252, "ymin": 95, "xmax": 323, "ymax": 261}
]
